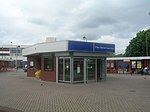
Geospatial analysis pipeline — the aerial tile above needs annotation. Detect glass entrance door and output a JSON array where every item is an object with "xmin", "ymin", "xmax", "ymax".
[
  {"xmin": 58, "ymin": 59, "xmax": 63, "ymax": 81},
  {"xmin": 58, "ymin": 58, "xmax": 71, "ymax": 82},
  {"xmin": 58, "ymin": 57, "xmax": 98, "ymax": 83},
  {"xmin": 97, "ymin": 59, "xmax": 102, "ymax": 80},
  {"xmin": 73, "ymin": 58, "xmax": 84, "ymax": 82},
  {"xmin": 87, "ymin": 59, "xmax": 96, "ymax": 81},
  {"xmin": 65, "ymin": 58, "xmax": 70, "ymax": 81}
]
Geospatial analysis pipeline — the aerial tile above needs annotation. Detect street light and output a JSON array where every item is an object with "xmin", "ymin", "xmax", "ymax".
[
  {"xmin": 146, "ymin": 31, "xmax": 150, "ymax": 68},
  {"xmin": 2, "ymin": 47, "xmax": 3, "ymax": 59},
  {"xmin": 146, "ymin": 33, "xmax": 148, "ymax": 56},
  {"xmin": 146, "ymin": 13, "xmax": 149, "ymax": 56},
  {"xmin": 146, "ymin": 12, "xmax": 150, "ymax": 67},
  {"xmin": 10, "ymin": 41, "xmax": 12, "ymax": 59},
  {"xmin": 16, "ymin": 45, "xmax": 20, "ymax": 70}
]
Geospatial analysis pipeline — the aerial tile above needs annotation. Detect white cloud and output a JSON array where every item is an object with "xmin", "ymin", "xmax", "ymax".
[
  {"xmin": 96, "ymin": 36, "xmax": 130, "ymax": 54},
  {"xmin": 0, "ymin": 0, "xmax": 149, "ymax": 54}
]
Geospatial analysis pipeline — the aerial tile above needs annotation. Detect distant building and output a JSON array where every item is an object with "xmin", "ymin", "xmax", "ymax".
[{"xmin": 0, "ymin": 45, "xmax": 30, "ymax": 68}]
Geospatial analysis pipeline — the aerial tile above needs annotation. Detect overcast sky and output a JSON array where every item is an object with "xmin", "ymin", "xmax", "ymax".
[{"xmin": 0, "ymin": 0, "xmax": 149, "ymax": 54}]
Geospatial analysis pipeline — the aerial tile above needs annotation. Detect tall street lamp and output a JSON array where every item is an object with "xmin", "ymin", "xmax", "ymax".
[
  {"xmin": 146, "ymin": 33, "xmax": 148, "ymax": 56},
  {"xmin": 2, "ymin": 47, "xmax": 3, "ymax": 59},
  {"xmin": 146, "ymin": 31, "xmax": 150, "ymax": 67},
  {"xmin": 16, "ymin": 45, "xmax": 20, "ymax": 70},
  {"xmin": 10, "ymin": 41, "xmax": 12, "ymax": 59},
  {"xmin": 146, "ymin": 13, "xmax": 149, "ymax": 56},
  {"xmin": 146, "ymin": 12, "xmax": 150, "ymax": 67}
]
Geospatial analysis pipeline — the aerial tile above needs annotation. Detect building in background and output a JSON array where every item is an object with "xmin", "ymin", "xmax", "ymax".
[
  {"xmin": 0, "ymin": 58, "xmax": 14, "ymax": 72},
  {"xmin": 0, "ymin": 45, "xmax": 29, "ymax": 68},
  {"xmin": 107, "ymin": 57, "xmax": 150, "ymax": 74}
]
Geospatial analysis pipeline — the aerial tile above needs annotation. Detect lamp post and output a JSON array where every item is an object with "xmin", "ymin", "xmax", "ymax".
[
  {"xmin": 146, "ymin": 12, "xmax": 150, "ymax": 67},
  {"xmin": 16, "ymin": 45, "xmax": 20, "ymax": 70},
  {"xmin": 146, "ymin": 31, "xmax": 150, "ymax": 67},
  {"xmin": 10, "ymin": 41, "xmax": 12, "ymax": 59},
  {"xmin": 146, "ymin": 33, "xmax": 148, "ymax": 56},
  {"xmin": 2, "ymin": 47, "xmax": 3, "ymax": 59}
]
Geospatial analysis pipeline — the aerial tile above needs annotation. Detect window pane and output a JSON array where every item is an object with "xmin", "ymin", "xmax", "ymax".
[
  {"xmin": 65, "ymin": 59, "xmax": 70, "ymax": 81},
  {"xmin": 73, "ymin": 58, "xmax": 84, "ymax": 81},
  {"xmin": 87, "ymin": 59, "xmax": 96, "ymax": 80},
  {"xmin": 44, "ymin": 55, "xmax": 53, "ymax": 71},
  {"xmin": 58, "ymin": 59, "xmax": 63, "ymax": 80}
]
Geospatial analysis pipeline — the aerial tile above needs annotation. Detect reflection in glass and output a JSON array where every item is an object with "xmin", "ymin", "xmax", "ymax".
[
  {"xmin": 73, "ymin": 58, "xmax": 84, "ymax": 81},
  {"xmin": 65, "ymin": 59, "xmax": 70, "ymax": 81},
  {"xmin": 58, "ymin": 59, "xmax": 63, "ymax": 80},
  {"xmin": 87, "ymin": 59, "xmax": 96, "ymax": 80}
]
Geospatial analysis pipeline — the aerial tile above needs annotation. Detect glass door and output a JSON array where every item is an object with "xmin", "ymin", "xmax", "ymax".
[
  {"xmin": 65, "ymin": 58, "xmax": 70, "ymax": 81},
  {"xmin": 58, "ymin": 57, "xmax": 71, "ymax": 82},
  {"xmin": 58, "ymin": 59, "xmax": 63, "ymax": 81},
  {"xmin": 73, "ymin": 58, "xmax": 84, "ymax": 82},
  {"xmin": 87, "ymin": 59, "xmax": 96, "ymax": 81},
  {"xmin": 97, "ymin": 59, "xmax": 102, "ymax": 80}
]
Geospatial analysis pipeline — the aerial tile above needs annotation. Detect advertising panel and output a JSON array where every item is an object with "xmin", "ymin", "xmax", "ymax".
[
  {"xmin": 137, "ymin": 61, "xmax": 142, "ymax": 68},
  {"xmin": 132, "ymin": 61, "xmax": 136, "ymax": 68}
]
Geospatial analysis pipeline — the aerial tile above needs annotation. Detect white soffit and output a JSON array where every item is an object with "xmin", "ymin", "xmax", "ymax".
[{"xmin": 23, "ymin": 40, "xmax": 68, "ymax": 56}]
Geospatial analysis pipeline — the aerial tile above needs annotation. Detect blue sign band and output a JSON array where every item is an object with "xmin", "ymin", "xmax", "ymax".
[{"xmin": 68, "ymin": 41, "xmax": 115, "ymax": 53}]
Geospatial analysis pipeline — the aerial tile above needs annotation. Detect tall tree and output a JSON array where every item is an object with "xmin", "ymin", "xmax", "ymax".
[{"xmin": 124, "ymin": 29, "xmax": 150, "ymax": 57}]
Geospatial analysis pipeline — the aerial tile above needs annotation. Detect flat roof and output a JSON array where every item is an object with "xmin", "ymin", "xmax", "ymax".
[
  {"xmin": 107, "ymin": 56, "xmax": 150, "ymax": 60},
  {"xmin": 23, "ymin": 40, "xmax": 115, "ymax": 56}
]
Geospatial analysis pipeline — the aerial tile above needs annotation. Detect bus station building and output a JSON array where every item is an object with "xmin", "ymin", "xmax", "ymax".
[{"xmin": 23, "ymin": 40, "xmax": 115, "ymax": 83}]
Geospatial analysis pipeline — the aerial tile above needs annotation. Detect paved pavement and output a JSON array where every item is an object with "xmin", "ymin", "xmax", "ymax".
[{"xmin": 0, "ymin": 70, "xmax": 150, "ymax": 112}]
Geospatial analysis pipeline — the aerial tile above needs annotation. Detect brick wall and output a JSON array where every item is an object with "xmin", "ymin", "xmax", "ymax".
[{"xmin": 40, "ymin": 56, "xmax": 56, "ymax": 82}]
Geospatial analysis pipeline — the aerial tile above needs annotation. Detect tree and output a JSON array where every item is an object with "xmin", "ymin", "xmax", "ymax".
[{"xmin": 124, "ymin": 29, "xmax": 150, "ymax": 57}]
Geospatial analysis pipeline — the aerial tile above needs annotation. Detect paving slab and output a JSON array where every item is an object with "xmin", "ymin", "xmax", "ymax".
[{"xmin": 0, "ymin": 70, "xmax": 150, "ymax": 112}]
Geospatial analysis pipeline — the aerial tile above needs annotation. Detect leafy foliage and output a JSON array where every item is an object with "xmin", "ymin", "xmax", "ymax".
[{"xmin": 124, "ymin": 29, "xmax": 150, "ymax": 56}]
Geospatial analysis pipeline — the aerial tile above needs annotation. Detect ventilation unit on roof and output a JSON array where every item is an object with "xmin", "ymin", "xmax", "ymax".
[{"xmin": 46, "ymin": 37, "xmax": 56, "ymax": 42}]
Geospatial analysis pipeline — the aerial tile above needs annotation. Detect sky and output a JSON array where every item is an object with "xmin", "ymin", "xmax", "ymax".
[{"xmin": 0, "ymin": 0, "xmax": 149, "ymax": 54}]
